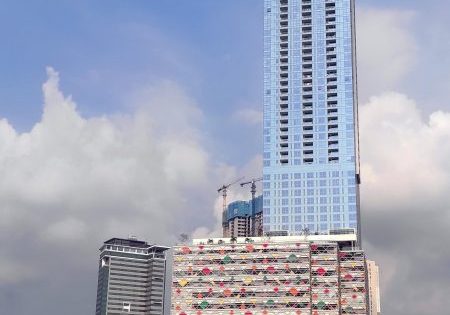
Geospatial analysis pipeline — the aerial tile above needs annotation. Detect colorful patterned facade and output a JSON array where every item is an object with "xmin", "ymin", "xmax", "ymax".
[{"xmin": 171, "ymin": 237, "xmax": 368, "ymax": 315}]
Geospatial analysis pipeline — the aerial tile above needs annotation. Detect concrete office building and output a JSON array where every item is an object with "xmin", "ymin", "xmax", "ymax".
[
  {"xmin": 171, "ymin": 234, "xmax": 368, "ymax": 315},
  {"xmin": 95, "ymin": 238, "xmax": 169, "ymax": 315},
  {"xmin": 366, "ymin": 260, "xmax": 381, "ymax": 315},
  {"xmin": 262, "ymin": 0, "xmax": 361, "ymax": 240}
]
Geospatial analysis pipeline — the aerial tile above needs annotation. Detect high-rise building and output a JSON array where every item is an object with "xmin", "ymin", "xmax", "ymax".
[
  {"xmin": 223, "ymin": 196, "xmax": 263, "ymax": 238},
  {"xmin": 366, "ymin": 260, "xmax": 381, "ymax": 315},
  {"xmin": 171, "ymin": 234, "xmax": 369, "ymax": 315},
  {"xmin": 95, "ymin": 237, "xmax": 169, "ymax": 315},
  {"xmin": 262, "ymin": 0, "xmax": 361, "ymax": 240}
]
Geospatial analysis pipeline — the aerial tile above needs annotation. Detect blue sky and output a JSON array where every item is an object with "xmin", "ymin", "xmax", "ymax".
[
  {"xmin": 2, "ymin": 0, "xmax": 449, "ymax": 165},
  {"xmin": 0, "ymin": 0, "xmax": 265, "ymax": 165},
  {"xmin": 1, "ymin": 1, "xmax": 450, "ymax": 315}
]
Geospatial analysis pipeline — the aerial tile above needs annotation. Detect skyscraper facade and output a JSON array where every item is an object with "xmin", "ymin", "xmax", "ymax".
[
  {"xmin": 95, "ymin": 238, "xmax": 169, "ymax": 315},
  {"xmin": 262, "ymin": 0, "xmax": 361, "ymax": 238}
]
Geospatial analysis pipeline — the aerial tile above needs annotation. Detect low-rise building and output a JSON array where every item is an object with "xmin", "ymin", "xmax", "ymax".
[{"xmin": 171, "ymin": 234, "xmax": 368, "ymax": 315}]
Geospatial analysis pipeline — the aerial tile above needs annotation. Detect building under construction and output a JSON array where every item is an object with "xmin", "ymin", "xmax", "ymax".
[
  {"xmin": 171, "ymin": 234, "xmax": 369, "ymax": 315},
  {"xmin": 222, "ymin": 196, "xmax": 263, "ymax": 238}
]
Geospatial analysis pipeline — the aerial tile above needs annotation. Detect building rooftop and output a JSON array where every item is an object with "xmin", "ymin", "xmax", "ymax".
[
  {"xmin": 102, "ymin": 237, "xmax": 170, "ymax": 252},
  {"xmin": 190, "ymin": 232, "xmax": 358, "ymax": 248},
  {"xmin": 104, "ymin": 237, "xmax": 149, "ymax": 248}
]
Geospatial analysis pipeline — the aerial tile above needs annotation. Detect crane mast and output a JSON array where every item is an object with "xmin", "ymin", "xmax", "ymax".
[
  {"xmin": 218, "ymin": 176, "xmax": 244, "ymax": 236},
  {"xmin": 240, "ymin": 177, "xmax": 263, "ymax": 236}
]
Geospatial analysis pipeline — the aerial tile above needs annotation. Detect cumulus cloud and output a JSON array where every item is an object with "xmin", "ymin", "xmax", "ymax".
[
  {"xmin": 232, "ymin": 108, "xmax": 263, "ymax": 126},
  {"xmin": 359, "ymin": 92, "xmax": 450, "ymax": 314},
  {"xmin": 0, "ymin": 68, "xmax": 234, "ymax": 315},
  {"xmin": 356, "ymin": 7, "xmax": 417, "ymax": 100}
]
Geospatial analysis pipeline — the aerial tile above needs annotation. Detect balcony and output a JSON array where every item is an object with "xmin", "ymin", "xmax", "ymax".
[
  {"xmin": 327, "ymin": 108, "xmax": 338, "ymax": 114},
  {"xmin": 328, "ymin": 157, "xmax": 339, "ymax": 163},
  {"xmin": 328, "ymin": 124, "xmax": 338, "ymax": 131},
  {"xmin": 327, "ymin": 92, "xmax": 338, "ymax": 98},
  {"xmin": 328, "ymin": 140, "xmax": 339, "ymax": 146}
]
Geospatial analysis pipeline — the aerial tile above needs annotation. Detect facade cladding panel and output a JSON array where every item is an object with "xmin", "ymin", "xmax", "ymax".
[
  {"xmin": 95, "ymin": 238, "xmax": 169, "ymax": 315},
  {"xmin": 171, "ymin": 237, "xmax": 368, "ymax": 315},
  {"xmin": 262, "ymin": 0, "xmax": 361, "ymax": 238}
]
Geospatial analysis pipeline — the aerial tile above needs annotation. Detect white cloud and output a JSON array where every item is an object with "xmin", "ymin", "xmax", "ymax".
[
  {"xmin": 232, "ymin": 108, "xmax": 263, "ymax": 126},
  {"xmin": 359, "ymin": 92, "xmax": 450, "ymax": 314},
  {"xmin": 360, "ymin": 92, "xmax": 450, "ymax": 209},
  {"xmin": 0, "ymin": 68, "xmax": 235, "ymax": 286},
  {"xmin": 357, "ymin": 8, "xmax": 417, "ymax": 100}
]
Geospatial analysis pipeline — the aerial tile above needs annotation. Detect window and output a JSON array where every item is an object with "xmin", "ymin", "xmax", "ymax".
[{"xmin": 123, "ymin": 302, "xmax": 131, "ymax": 313}]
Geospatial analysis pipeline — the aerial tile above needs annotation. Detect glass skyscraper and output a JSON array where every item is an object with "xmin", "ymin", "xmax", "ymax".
[{"xmin": 262, "ymin": 0, "xmax": 361, "ymax": 240}]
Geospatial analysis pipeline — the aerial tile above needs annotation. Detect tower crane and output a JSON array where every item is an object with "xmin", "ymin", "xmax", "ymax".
[
  {"xmin": 240, "ymin": 177, "xmax": 263, "ymax": 236},
  {"xmin": 218, "ymin": 176, "xmax": 245, "ymax": 224}
]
